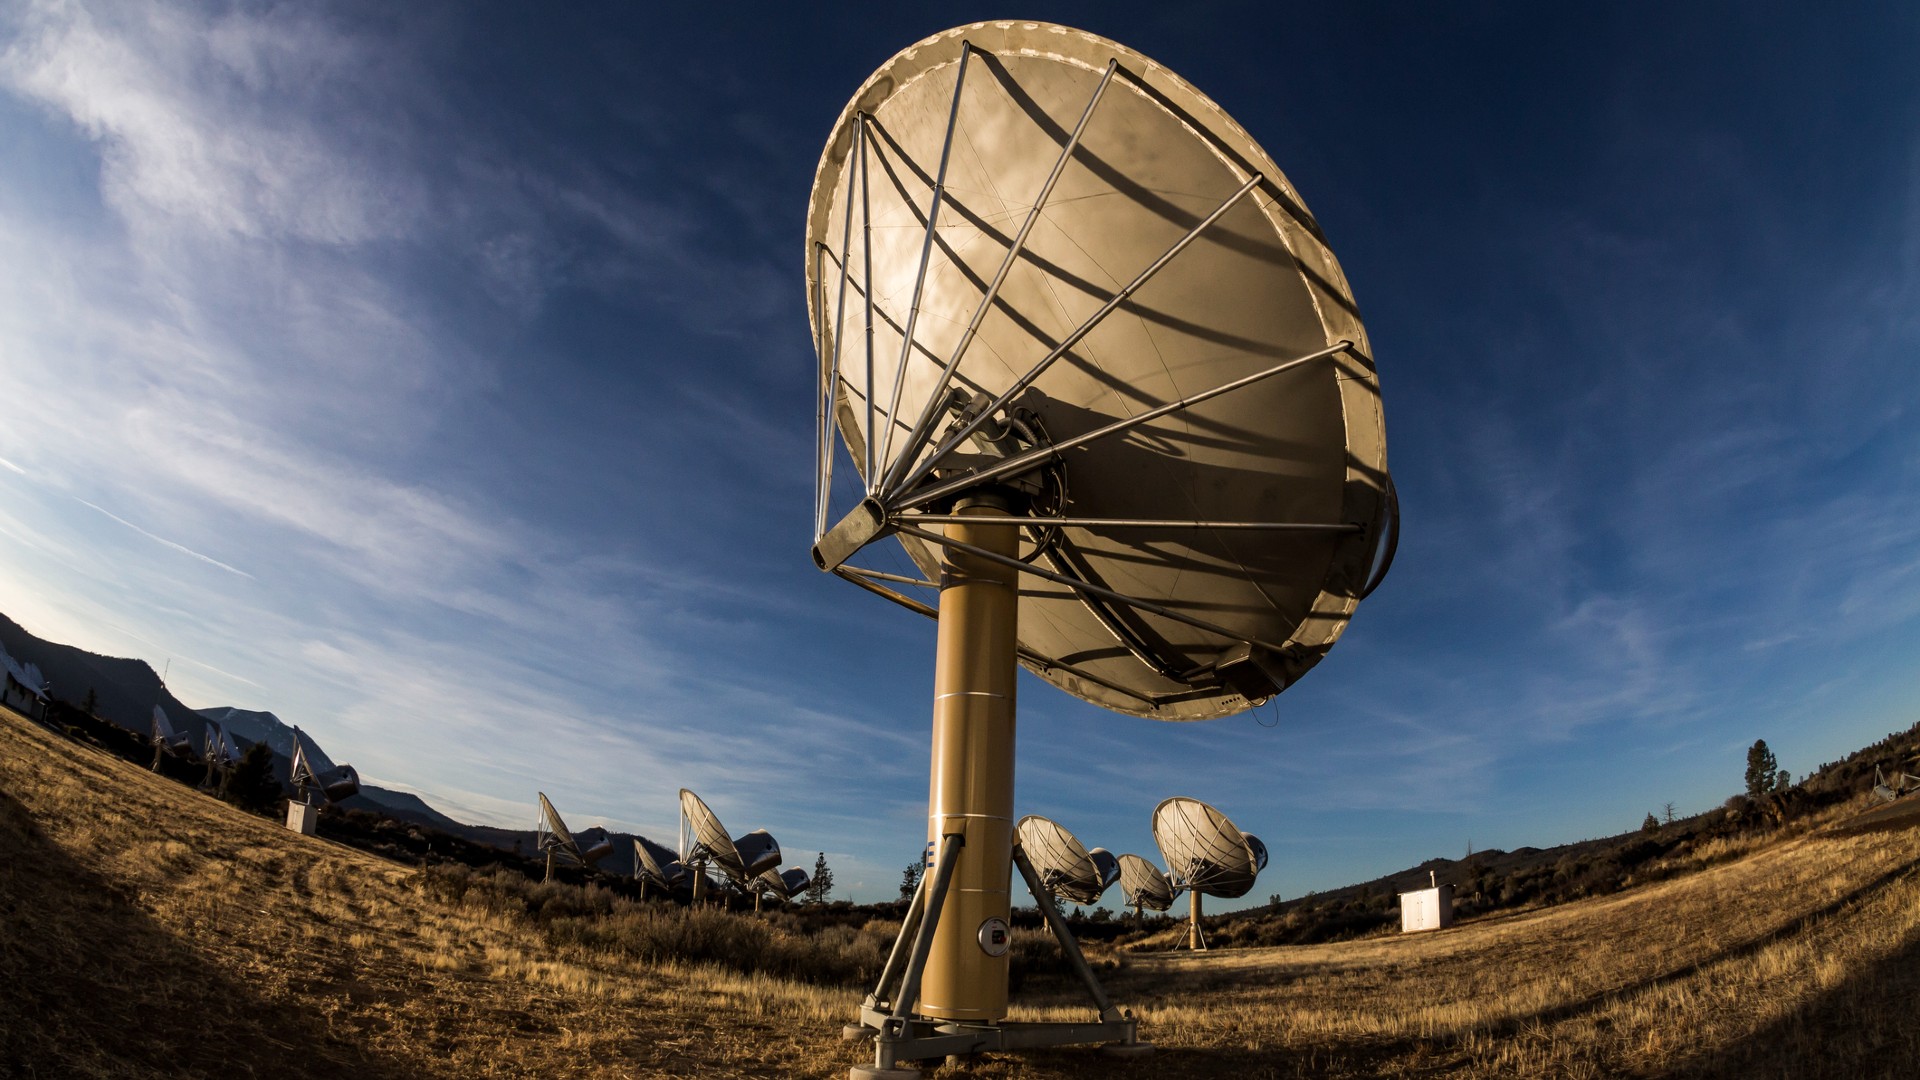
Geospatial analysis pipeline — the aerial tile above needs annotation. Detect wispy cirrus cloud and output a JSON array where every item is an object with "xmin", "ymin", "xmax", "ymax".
[{"xmin": 72, "ymin": 497, "xmax": 253, "ymax": 578}]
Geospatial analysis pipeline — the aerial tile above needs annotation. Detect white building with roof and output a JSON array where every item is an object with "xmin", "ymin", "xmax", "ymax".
[{"xmin": 1, "ymin": 645, "xmax": 48, "ymax": 720}]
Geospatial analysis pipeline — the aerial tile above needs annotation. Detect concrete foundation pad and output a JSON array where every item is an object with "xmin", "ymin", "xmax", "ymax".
[
  {"xmin": 841, "ymin": 1024, "xmax": 874, "ymax": 1042},
  {"xmin": 848, "ymin": 1066, "xmax": 920, "ymax": 1080},
  {"xmin": 1101, "ymin": 1041, "xmax": 1156, "ymax": 1058}
]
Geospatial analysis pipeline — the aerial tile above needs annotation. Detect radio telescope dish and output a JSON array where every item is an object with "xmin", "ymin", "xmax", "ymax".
[
  {"xmin": 198, "ymin": 719, "xmax": 236, "ymax": 789},
  {"xmin": 536, "ymin": 792, "xmax": 613, "ymax": 881},
  {"xmin": 149, "ymin": 705, "xmax": 196, "ymax": 769},
  {"xmin": 1015, "ymin": 815, "xmax": 1119, "ymax": 906},
  {"xmin": 814, "ymin": 21, "xmax": 1391, "ymax": 1066},
  {"xmin": 806, "ymin": 22, "xmax": 1394, "ymax": 722},
  {"xmin": 1116, "ymin": 853, "xmax": 1175, "ymax": 914},
  {"xmin": 1152, "ymin": 797, "xmax": 1267, "ymax": 898},
  {"xmin": 752, "ymin": 866, "xmax": 813, "ymax": 902},
  {"xmin": 1152, "ymin": 796, "xmax": 1267, "ymax": 950},
  {"xmin": 288, "ymin": 726, "xmax": 360, "ymax": 803},
  {"xmin": 679, "ymin": 788, "xmax": 783, "ymax": 891},
  {"xmin": 633, "ymin": 834, "xmax": 689, "ymax": 895}
]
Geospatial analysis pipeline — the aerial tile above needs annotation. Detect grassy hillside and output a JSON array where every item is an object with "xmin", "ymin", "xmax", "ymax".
[{"xmin": 6, "ymin": 703, "xmax": 1920, "ymax": 1078}]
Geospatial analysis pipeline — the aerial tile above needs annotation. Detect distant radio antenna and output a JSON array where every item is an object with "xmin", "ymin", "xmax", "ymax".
[
  {"xmin": 632, "ymin": 834, "xmax": 690, "ymax": 900},
  {"xmin": 148, "ymin": 705, "xmax": 196, "ymax": 771},
  {"xmin": 679, "ymin": 788, "xmax": 783, "ymax": 907},
  {"xmin": 534, "ymin": 792, "xmax": 613, "ymax": 881},
  {"xmin": 198, "ymin": 719, "xmax": 235, "ymax": 791},
  {"xmin": 286, "ymin": 726, "xmax": 361, "ymax": 835},
  {"xmin": 1015, "ymin": 815, "xmax": 1120, "ymax": 906},
  {"xmin": 1117, "ymin": 853, "xmax": 1176, "ymax": 922},
  {"xmin": 1152, "ymin": 797, "xmax": 1269, "ymax": 951},
  {"xmin": 750, "ymin": 865, "xmax": 814, "ymax": 912}
]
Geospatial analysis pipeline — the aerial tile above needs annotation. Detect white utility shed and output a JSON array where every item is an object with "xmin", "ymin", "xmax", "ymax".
[
  {"xmin": 1399, "ymin": 882, "xmax": 1455, "ymax": 932},
  {"xmin": 286, "ymin": 800, "xmax": 319, "ymax": 836}
]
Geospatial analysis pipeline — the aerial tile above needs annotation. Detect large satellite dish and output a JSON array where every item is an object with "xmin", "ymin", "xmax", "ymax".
[
  {"xmin": 1152, "ymin": 796, "xmax": 1268, "ymax": 950},
  {"xmin": 812, "ymin": 22, "xmax": 1392, "ymax": 1074},
  {"xmin": 807, "ymin": 24, "xmax": 1394, "ymax": 722},
  {"xmin": 1015, "ymin": 815, "xmax": 1119, "ymax": 906},
  {"xmin": 679, "ymin": 788, "xmax": 783, "ymax": 902},
  {"xmin": 1115, "ymin": 853, "xmax": 1175, "ymax": 915},
  {"xmin": 535, "ymin": 792, "xmax": 613, "ymax": 881}
]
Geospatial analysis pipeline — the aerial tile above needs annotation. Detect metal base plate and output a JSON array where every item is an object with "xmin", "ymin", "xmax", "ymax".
[{"xmin": 857, "ymin": 1015, "xmax": 1145, "ymax": 1070}]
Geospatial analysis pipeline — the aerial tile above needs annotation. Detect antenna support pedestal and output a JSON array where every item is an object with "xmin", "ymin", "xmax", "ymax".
[
  {"xmin": 920, "ymin": 495, "xmax": 1019, "ymax": 1021},
  {"xmin": 850, "ymin": 856, "xmax": 1150, "ymax": 1078},
  {"xmin": 847, "ymin": 493, "xmax": 1150, "ymax": 1075}
]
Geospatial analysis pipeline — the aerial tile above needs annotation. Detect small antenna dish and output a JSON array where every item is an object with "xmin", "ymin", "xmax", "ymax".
[
  {"xmin": 1015, "ymin": 815, "xmax": 1119, "ymax": 906},
  {"xmin": 750, "ymin": 865, "xmax": 815, "ymax": 911},
  {"xmin": 1116, "ymin": 853, "xmax": 1176, "ymax": 917},
  {"xmin": 1152, "ymin": 796, "xmax": 1268, "ymax": 950},
  {"xmin": 535, "ymin": 792, "xmax": 613, "ymax": 881},
  {"xmin": 198, "ymin": 719, "xmax": 235, "ymax": 789},
  {"xmin": 679, "ymin": 788, "xmax": 783, "ymax": 904},
  {"xmin": 149, "ymin": 705, "xmax": 196, "ymax": 770},
  {"xmin": 1872, "ymin": 764, "xmax": 1920, "ymax": 803},
  {"xmin": 632, "ymin": 834, "xmax": 690, "ymax": 898},
  {"xmin": 289, "ymin": 725, "xmax": 361, "ymax": 803}
]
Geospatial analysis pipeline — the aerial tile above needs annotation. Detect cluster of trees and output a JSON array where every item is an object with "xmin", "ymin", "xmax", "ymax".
[{"xmin": 1642, "ymin": 739, "xmax": 1793, "ymax": 834}]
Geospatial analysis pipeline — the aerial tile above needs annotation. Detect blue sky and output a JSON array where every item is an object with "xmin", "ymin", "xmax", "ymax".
[{"xmin": 1, "ymin": 2, "xmax": 1915, "ymax": 905}]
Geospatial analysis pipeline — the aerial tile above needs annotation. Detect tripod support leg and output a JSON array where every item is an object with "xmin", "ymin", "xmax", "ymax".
[{"xmin": 1011, "ymin": 845, "xmax": 1122, "ymax": 1022}]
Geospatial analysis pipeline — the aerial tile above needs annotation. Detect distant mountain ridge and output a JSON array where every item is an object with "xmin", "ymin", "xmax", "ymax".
[
  {"xmin": 0, "ymin": 609, "xmax": 535, "ymax": 852},
  {"xmin": 0, "ymin": 611, "xmax": 200, "ymax": 741},
  {"xmin": 196, "ymin": 705, "xmax": 297, "ymax": 760}
]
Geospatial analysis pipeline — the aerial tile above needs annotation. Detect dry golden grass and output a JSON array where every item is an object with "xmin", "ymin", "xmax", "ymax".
[{"xmin": 6, "ymin": 702, "xmax": 1919, "ymax": 1078}]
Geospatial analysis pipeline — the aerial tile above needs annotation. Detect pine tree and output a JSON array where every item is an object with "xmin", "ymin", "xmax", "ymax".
[
  {"xmin": 80, "ymin": 687, "xmax": 98, "ymax": 717},
  {"xmin": 805, "ymin": 852, "xmax": 834, "ymax": 904},
  {"xmin": 1775, "ymin": 769, "xmax": 1791, "ymax": 793},
  {"xmin": 1641, "ymin": 812, "xmax": 1659, "ymax": 834},
  {"xmin": 1745, "ymin": 740, "xmax": 1779, "ymax": 799},
  {"xmin": 220, "ymin": 742, "xmax": 282, "ymax": 814},
  {"xmin": 900, "ymin": 860, "xmax": 922, "ymax": 901}
]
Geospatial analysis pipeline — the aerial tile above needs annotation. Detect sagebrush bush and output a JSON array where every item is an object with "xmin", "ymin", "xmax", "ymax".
[{"xmin": 420, "ymin": 864, "xmax": 901, "ymax": 986}]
